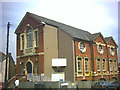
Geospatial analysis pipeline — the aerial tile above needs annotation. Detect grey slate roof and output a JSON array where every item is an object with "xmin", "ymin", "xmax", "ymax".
[
  {"xmin": 104, "ymin": 36, "xmax": 118, "ymax": 47},
  {"xmin": 104, "ymin": 37, "xmax": 112, "ymax": 43},
  {"xmin": 28, "ymin": 12, "xmax": 91, "ymax": 41},
  {"xmin": 86, "ymin": 32, "xmax": 100, "ymax": 41},
  {"xmin": 15, "ymin": 12, "xmax": 116, "ymax": 44}
]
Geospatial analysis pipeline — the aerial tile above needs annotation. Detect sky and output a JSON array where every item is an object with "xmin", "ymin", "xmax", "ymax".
[{"xmin": 0, "ymin": 0, "xmax": 119, "ymax": 62}]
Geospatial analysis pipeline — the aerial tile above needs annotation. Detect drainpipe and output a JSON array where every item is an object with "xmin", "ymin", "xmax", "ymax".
[{"xmin": 73, "ymin": 39, "xmax": 76, "ymax": 81}]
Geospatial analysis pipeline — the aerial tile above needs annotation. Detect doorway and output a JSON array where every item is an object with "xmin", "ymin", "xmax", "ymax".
[{"xmin": 26, "ymin": 62, "xmax": 32, "ymax": 74}]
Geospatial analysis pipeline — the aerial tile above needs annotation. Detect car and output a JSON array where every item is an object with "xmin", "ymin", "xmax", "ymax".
[
  {"xmin": 91, "ymin": 81, "xmax": 115, "ymax": 90},
  {"xmin": 112, "ymin": 80, "xmax": 120, "ymax": 90}
]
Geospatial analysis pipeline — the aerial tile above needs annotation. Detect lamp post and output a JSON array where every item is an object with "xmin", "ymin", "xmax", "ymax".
[{"xmin": 4, "ymin": 22, "xmax": 10, "ymax": 89}]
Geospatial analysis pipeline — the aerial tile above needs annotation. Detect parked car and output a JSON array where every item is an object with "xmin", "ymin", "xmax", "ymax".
[
  {"xmin": 112, "ymin": 80, "xmax": 120, "ymax": 90},
  {"xmin": 91, "ymin": 81, "xmax": 115, "ymax": 90}
]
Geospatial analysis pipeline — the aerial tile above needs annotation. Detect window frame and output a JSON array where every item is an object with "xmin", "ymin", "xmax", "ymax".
[
  {"xmin": 84, "ymin": 58, "xmax": 89, "ymax": 72},
  {"xmin": 109, "ymin": 60, "xmax": 113, "ymax": 71},
  {"xmin": 34, "ymin": 30, "xmax": 38, "ymax": 47},
  {"xmin": 20, "ymin": 33, "xmax": 25, "ymax": 50},
  {"xmin": 102, "ymin": 59, "xmax": 106, "ymax": 71},
  {"xmin": 97, "ymin": 44, "xmax": 103, "ymax": 54},
  {"xmin": 35, "ymin": 61, "xmax": 39, "ymax": 74},
  {"xmin": 97, "ymin": 58, "xmax": 101, "ymax": 71},
  {"xmin": 78, "ymin": 42, "xmax": 86, "ymax": 53},
  {"xmin": 26, "ymin": 28, "xmax": 33, "ymax": 48},
  {"xmin": 113, "ymin": 60, "xmax": 117, "ymax": 71},
  {"xmin": 110, "ymin": 47, "xmax": 114, "ymax": 56},
  {"xmin": 76, "ymin": 56, "xmax": 82, "ymax": 72}
]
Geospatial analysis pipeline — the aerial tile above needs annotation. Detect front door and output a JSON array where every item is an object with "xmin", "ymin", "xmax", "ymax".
[{"xmin": 26, "ymin": 62, "xmax": 32, "ymax": 74}]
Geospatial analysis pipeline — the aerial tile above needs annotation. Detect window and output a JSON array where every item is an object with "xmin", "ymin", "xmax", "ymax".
[
  {"xmin": 110, "ymin": 47, "xmax": 114, "ymax": 56},
  {"xmin": 26, "ymin": 28, "xmax": 33, "ymax": 48},
  {"xmin": 85, "ymin": 58, "xmax": 88, "ymax": 71},
  {"xmin": 98, "ymin": 44, "xmax": 103, "ymax": 54},
  {"xmin": 77, "ymin": 57, "xmax": 82, "ymax": 72},
  {"xmin": 21, "ymin": 62, "xmax": 25, "ymax": 74},
  {"xmin": 114, "ymin": 60, "xmax": 117, "ymax": 71},
  {"xmin": 109, "ymin": 60, "xmax": 113, "ymax": 71},
  {"xmin": 79, "ymin": 42, "xmax": 86, "ymax": 53},
  {"xmin": 34, "ymin": 31, "xmax": 38, "ymax": 47},
  {"xmin": 97, "ymin": 59, "xmax": 101, "ymax": 71},
  {"xmin": 21, "ymin": 34, "xmax": 24, "ymax": 50},
  {"xmin": 102, "ymin": 59, "xmax": 106, "ymax": 71},
  {"xmin": 35, "ymin": 61, "xmax": 39, "ymax": 74}
]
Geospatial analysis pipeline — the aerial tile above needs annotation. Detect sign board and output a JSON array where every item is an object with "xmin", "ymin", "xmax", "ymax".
[
  {"xmin": 52, "ymin": 58, "xmax": 67, "ymax": 67},
  {"xmin": 51, "ymin": 73, "xmax": 64, "ymax": 81}
]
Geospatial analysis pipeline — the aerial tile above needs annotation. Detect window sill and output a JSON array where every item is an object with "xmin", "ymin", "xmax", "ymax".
[
  {"xmin": 78, "ymin": 71, "xmax": 82, "ymax": 73},
  {"xmin": 20, "ymin": 49, "xmax": 24, "ymax": 51},
  {"xmin": 97, "ymin": 70, "xmax": 101, "ymax": 72},
  {"xmin": 34, "ymin": 46, "xmax": 38, "ymax": 49},
  {"xmin": 85, "ymin": 71, "xmax": 89, "ymax": 73}
]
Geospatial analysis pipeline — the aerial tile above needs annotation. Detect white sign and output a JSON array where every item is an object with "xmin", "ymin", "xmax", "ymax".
[
  {"xmin": 52, "ymin": 58, "xmax": 67, "ymax": 67},
  {"xmin": 51, "ymin": 73, "xmax": 64, "ymax": 81}
]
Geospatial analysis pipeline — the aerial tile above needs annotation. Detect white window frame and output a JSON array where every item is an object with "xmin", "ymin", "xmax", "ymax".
[
  {"xmin": 26, "ymin": 28, "xmax": 33, "ymax": 48},
  {"xmin": 113, "ymin": 60, "xmax": 117, "ymax": 71},
  {"xmin": 33, "ymin": 30, "xmax": 38, "ymax": 47},
  {"xmin": 97, "ymin": 44, "xmax": 103, "ymax": 54},
  {"xmin": 102, "ymin": 59, "xmax": 106, "ymax": 71},
  {"xmin": 76, "ymin": 56, "xmax": 82, "ymax": 72},
  {"xmin": 78, "ymin": 42, "xmax": 86, "ymax": 53},
  {"xmin": 35, "ymin": 61, "xmax": 39, "ymax": 74},
  {"xmin": 84, "ymin": 58, "xmax": 89, "ymax": 72},
  {"xmin": 109, "ymin": 60, "xmax": 113, "ymax": 71},
  {"xmin": 97, "ymin": 59, "xmax": 101, "ymax": 71},
  {"xmin": 20, "ymin": 33, "xmax": 24, "ymax": 50},
  {"xmin": 110, "ymin": 47, "xmax": 115, "ymax": 56}
]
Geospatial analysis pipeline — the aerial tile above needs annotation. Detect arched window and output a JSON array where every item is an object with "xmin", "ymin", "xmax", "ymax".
[
  {"xmin": 34, "ymin": 31, "xmax": 38, "ymax": 47},
  {"xmin": 97, "ymin": 59, "xmax": 101, "ymax": 71},
  {"xmin": 98, "ymin": 44, "xmax": 103, "ymax": 54},
  {"xmin": 76, "ymin": 57, "xmax": 82, "ymax": 72},
  {"xmin": 109, "ymin": 60, "xmax": 113, "ymax": 71},
  {"xmin": 110, "ymin": 47, "xmax": 114, "ymax": 56},
  {"xmin": 78, "ymin": 42, "xmax": 86, "ymax": 53},
  {"xmin": 102, "ymin": 59, "xmax": 106, "ymax": 71},
  {"xmin": 26, "ymin": 27, "xmax": 33, "ymax": 48},
  {"xmin": 85, "ymin": 58, "xmax": 88, "ymax": 71}
]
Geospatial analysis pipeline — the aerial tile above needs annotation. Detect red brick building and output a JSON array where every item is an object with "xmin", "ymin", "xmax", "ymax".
[{"xmin": 15, "ymin": 12, "xmax": 119, "ymax": 81}]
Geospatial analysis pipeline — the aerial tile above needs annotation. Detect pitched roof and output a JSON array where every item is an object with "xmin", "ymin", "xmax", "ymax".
[
  {"xmin": 104, "ymin": 37, "xmax": 112, "ymax": 43},
  {"xmin": 87, "ymin": 32, "xmax": 100, "ymax": 41},
  {"xmin": 104, "ymin": 36, "xmax": 118, "ymax": 47},
  {"xmin": 15, "ymin": 12, "xmax": 91, "ymax": 41},
  {"xmin": 15, "ymin": 12, "xmax": 117, "ymax": 46}
]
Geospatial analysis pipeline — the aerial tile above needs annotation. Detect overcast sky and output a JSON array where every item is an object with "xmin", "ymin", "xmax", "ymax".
[{"xmin": 0, "ymin": 0, "xmax": 119, "ymax": 62}]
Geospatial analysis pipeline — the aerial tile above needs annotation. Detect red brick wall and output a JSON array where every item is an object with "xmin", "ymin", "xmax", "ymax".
[
  {"xmin": 93, "ymin": 35, "xmax": 107, "ymax": 73},
  {"xmin": 16, "ymin": 55, "xmax": 44, "ymax": 74},
  {"xmin": 16, "ymin": 15, "xmax": 44, "ymax": 56},
  {"xmin": 75, "ymin": 40, "xmax": 91, "ymax": 57},
  {"xmin": 75, "ymin": 34, "xmax": 118, "ymax": 81},
  {"xmin": 16, "ymin": 15, "xmax": 44, "ymax": 75}
]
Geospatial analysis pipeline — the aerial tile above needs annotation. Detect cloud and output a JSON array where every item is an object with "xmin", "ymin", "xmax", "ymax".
[{"xmin": 1, "ymin": 0, "xmax": 118, "ymax": 62}]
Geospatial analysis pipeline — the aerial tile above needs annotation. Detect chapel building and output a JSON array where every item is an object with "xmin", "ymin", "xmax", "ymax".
[{"xmin": 15, "ymin": 12, "xmax": 119, "ymax": 81}]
